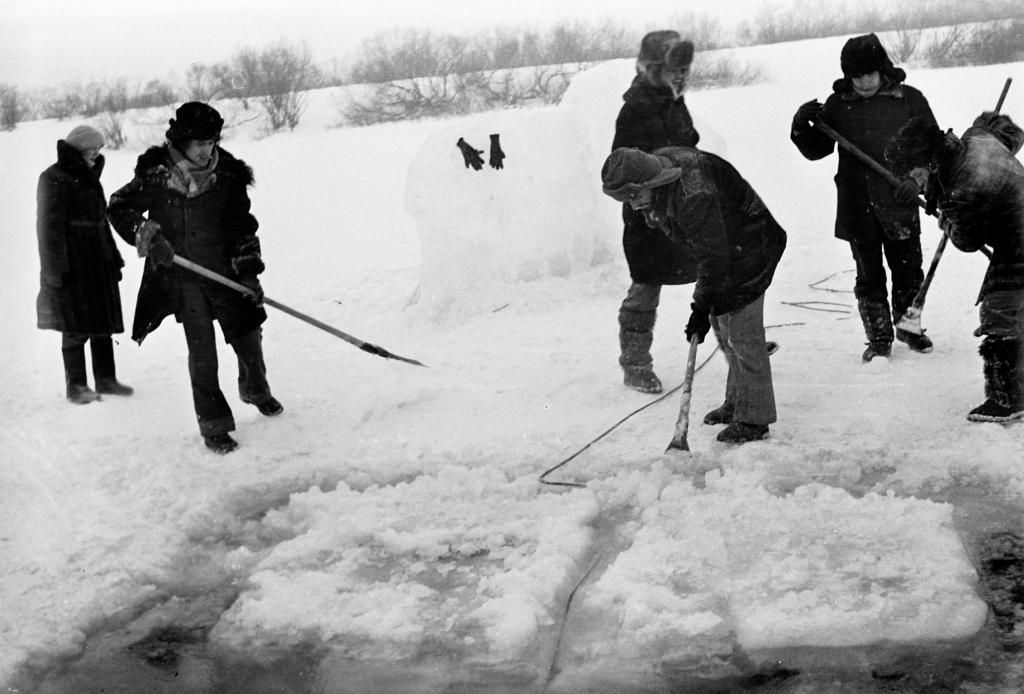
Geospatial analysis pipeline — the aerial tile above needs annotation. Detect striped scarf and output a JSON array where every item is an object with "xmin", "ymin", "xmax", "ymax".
[{"xmin": 167, "ymin": 143, "xmax": 219, "ymax": 198}]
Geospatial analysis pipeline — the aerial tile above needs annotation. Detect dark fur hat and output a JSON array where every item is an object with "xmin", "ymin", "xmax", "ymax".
[
  {"xmin": 884, "ymin": 117, "xmax": 949, "ymax": 177},
  {"xmin": 840, "ymin": 33, "xmax": 890, "ymax": 77},
  {"xmin": 166, "ymin": 101, "xmax": 224, "ymax": 144}
]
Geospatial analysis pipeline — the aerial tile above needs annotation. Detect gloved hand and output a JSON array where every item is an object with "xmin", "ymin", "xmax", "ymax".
[
  {"xmin": 134, "ymin": 219, "xmax": 162, "ymax": 258},
  {"xmin": 894, "ymin": 177, "xmax": 920, "ymax": 204},
  {"xmin": 238, "ymin": 276, "xmax": 264, "ymax": 305},
  {"xmin": 792, "ymin": 99, "xmax": 823, "ymax": 133},
  {"xmin": 147, "ymin": 233, "xmax": 175, "ymax": 268},
  {"xmin": 685, "ymin": 302, "xmax": 711, "ymax": 344},
  {"xmin": 456, "ymin": 137, "xmax": 484, "ymax": 171},
  {"xmin": 231, "ymin": 235, "xmax": 265, "ymax": 275},
  {"xmin": 489, "ymin": 134, "xmax": 505, "ymax": 170}
]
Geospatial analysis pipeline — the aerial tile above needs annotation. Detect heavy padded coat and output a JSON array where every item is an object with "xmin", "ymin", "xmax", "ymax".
[
  {"xmin": 941, "ymin": 123, "xmax": 1024, "ymax": 304},
  {"xmin": 647, "ymin": 147, "xmax": 787, "ymax": 316},
  {"xmin": 107, "ymin": 145, "xmax": 266, "ymax": 344},
  {"xmin": 36, "ymin": 140, "xmax": 125, "ymax": 335},
  {"xmin": 612, "ymin": 75, "xmax": 701, "ymax": 284},
  {"xmin": 791, "ymin": 72, "xmax": 937, "ymax": 242}
]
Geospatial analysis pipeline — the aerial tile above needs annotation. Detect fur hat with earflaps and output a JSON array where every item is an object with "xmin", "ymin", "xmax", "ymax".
[
  {"xmin": 166, "ymin": 102, "xmax": 224, "ymax": 144},
  {"xmin": 636, "ymin": 30, "xmax": 681, "ymax": 73},
  {"xmin": 601, "ymin": 147, "xmax": 682, "ymax": 202},
  {"xmin": 836, "ymin": 33, "xmax": 906, "ymax": 88}
]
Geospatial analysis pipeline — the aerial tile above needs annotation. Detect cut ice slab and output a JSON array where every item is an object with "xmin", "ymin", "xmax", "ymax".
[
  {"xmin": 208, "ymin": 466, "xmax": 600, "ymax": 672},
  {"xmin": 559, "ymin": 475, "xmax": 987, "ymax": 679}
]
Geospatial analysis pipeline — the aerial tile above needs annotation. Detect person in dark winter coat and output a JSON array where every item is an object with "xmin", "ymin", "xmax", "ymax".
[
  {"xmin": 791, "ymin": 33, "xmax": 938, "ymax": 362},
  {"xmin": 601, "ymin": 146, "xmax": 787, "ymax": 443},
  {"xmin": 887, "ymin": 112, "xmax": 1024, "ymax": 422},
  {"xmin": 36, "ymin": 125, "xmax": 133, "ymax": 404},
  {"xmin": 611, "ymin": 30, "xmax": 701, "ymax": 394},
  {"xmin": 107, "ymin": 102, "xmax": 282, "ymax": 454}
]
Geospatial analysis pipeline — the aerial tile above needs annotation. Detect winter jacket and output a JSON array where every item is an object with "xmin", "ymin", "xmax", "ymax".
[
  {"xmin": 648, "ymin": 146, "xmax": 787, "ymax": 316},
  {"xmin": 36, "ymin": 140, "xmax": 125, "ymax": 335},
  {"xmin": 791, "ymin": 72, "xmax": 937, "ymax": 242},
  {"xmin": 107, "ymin": 144, "xmax": 266, "ymax": 344},
  {"xmin": 941, "ymin": 123, "xmax": 1024, "ymax": 303},
  {"xmin": 612, "ymin": 75, "xmax": 701, "ymax": 285}
]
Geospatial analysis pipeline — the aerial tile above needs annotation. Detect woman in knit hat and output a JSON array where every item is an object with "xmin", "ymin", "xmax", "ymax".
[
  {"xmin": 790, "ymin": 33, "xmax": 939, "ymax": 363},
  {"xmin": 36, "ymin": 124, "xmax": 133, "ymax": 404},
  {"xmin": 610, "ymin": 30, "xmax": 700, "ymax": 394}
]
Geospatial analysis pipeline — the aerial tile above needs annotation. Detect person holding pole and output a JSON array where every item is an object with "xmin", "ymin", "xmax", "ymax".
[
  {"xmin": 886, "ymin": 110, "xmax": 1024, "ymax": 423},
  {"xmin": 108, "ymin": 101, "xmax": 282, "ymax": 454},
  {"xmin": 601, "ymin": 146, "xmax": 787, "ymax": 443},
  {"xmin": 790, "ymin": 33, "xmax": 938, "ymax": 362}
]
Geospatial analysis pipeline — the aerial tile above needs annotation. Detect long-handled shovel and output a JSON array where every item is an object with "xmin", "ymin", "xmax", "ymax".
[
  {"xmin": 666, "ymin": 334, "xmax": 701, "ymax": 452},
  {"xmin": 172, "ymin": 255, "xmax": 427, "ymax": 367}
]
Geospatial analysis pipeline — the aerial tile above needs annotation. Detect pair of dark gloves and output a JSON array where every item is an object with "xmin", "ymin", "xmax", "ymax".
[
  {"xmin": 792, "ymin": 98, "xmax": 920, "ymax": 204},
  {"xmin": 134, "ymin": 220, "xmax": 265, "ymax": 304},
  {"xmin": 456, "ymin": 135, "xmax": 505, "ymax": 170}
]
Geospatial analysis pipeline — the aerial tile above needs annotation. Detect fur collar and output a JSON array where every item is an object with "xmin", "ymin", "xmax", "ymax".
[{"xmin": 134, "ymin": 144, "xmax": 254, "ymax": 186}]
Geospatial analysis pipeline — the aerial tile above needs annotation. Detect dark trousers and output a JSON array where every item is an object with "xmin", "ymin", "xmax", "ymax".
[
  {"xmin": 179, "ymin": 282, "xmax": 271, "ymax": 437},
  {"xmin": 61, "ymin": 332, "xmax": 116, "ymax": 386},
  {"xmin": 848, "ymin": 222, "xmax": 924, "ymax": 343}
]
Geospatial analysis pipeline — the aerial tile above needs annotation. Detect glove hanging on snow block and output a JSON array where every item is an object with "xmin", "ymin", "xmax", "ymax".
[
  {"xmin": 456, "ymin": 137, "xmax": 484, "ymax": 171},
  {"xmin": 489, "ymin": 133, "xmax": 505, "ymax": 170},
  {"xmin": 231, "ymin": 235, "xmax": 265, "ymax": 275}
]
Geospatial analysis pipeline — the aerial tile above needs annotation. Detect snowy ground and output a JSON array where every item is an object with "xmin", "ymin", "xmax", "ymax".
[{"xmin": 2, "ymin": 33, "xmax": 1024, "ymax": 692}]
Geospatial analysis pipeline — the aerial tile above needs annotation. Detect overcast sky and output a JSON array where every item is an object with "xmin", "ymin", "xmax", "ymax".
[{"xmin": 0, "ymin": 0, "xmax": 764, "ymax": 89}]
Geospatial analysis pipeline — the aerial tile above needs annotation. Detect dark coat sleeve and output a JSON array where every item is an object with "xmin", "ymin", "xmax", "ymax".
[{"xmin": 107, "ymin": 175, "xmax": 148, "ymax": 248}]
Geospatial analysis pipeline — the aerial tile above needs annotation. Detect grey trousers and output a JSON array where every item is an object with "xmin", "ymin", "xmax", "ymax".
[{"xmin": 711, "ymin": 293, "xmax": 777, "ymax": 426}]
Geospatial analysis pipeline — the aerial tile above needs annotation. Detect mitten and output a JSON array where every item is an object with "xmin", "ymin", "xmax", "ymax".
[
  {"xmin": 489, "ymin": 134, "xmax": 505, "ymax": 170},
  {"xmin": 894, "ymin": 177, "xmax": 920, "ymax": 204},
  {"xmin": 134, "ymin": 219, "xmax": 163, "ymax": 257},
  {"xmin": 231, "ymin": 235, "xmax": 265, "ymax": 275},
  {"xmin": 792, "ymin": 99, "xmax": 823, "ymax": 134},
  {"xmin": 456, "ymin": 137, "xmax": 484, "ymax": 171},
  {"xmin": 147, "ymin": 233, "xmax": 175, "ymax": 268},
  {"xmin": 685, "ymin": 302, "xmax": 711, "ymax": 344},
  {"xmin": 239, "ymin": 276, "xmax": 264, "ymax": 305}
]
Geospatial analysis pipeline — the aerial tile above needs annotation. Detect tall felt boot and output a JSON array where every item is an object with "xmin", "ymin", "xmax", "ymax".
[
  {"xmin": 969, "ymin": 338, "xmax": 1024, "ymax": 422},
  {"xmin": 618, "ymin": 308, "xmax": 661, "ymax": 393},
  {"xmin": 62, "ymin": 344, "xmax": 100, "ymax": 404},
  {"xmin": 857, "ymin": 297, "xmax": 893, "ymax": 362},
  {"xmin": 91, "ymin": 335, "xmax": 134, "ymax": 396}
]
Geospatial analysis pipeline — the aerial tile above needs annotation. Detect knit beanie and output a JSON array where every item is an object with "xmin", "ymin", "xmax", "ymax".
[{"xmin": 65, "ymin": 125, "xmax": 105, "ymax": 151}]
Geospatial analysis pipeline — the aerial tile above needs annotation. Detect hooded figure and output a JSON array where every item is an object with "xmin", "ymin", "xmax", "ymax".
[
  {"xmin": 610, "ymin": 30, "xmax": 700, "ymax": 394},
  {"xmin": 36, "ymin": 125, "xmax": 132, "ymax": 404},
  {"xmin": 790, "ymin": 33, "xmax": 939, "ymax": 362},
  {"xmin": 887, "ymin": 112, "xmax": 1024, "ymax": 422},
  {"xmin": 108, "ymin": 102, "xmax": 283, "ymax": 454}
]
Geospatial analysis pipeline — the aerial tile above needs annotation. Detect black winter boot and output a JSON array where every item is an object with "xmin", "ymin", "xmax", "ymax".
[
  {"xmin": 619, "ymin": 308, "xmax": 662, "ymax": 393},
  {"xmin": 969, "ymin": 338, "xmax": 1024, "ymax": 422},
  {"xmin": 857, "ymin": 298, "xmax": 893, "ymax": 362},
  {"xmin": 703, "ymin": 402, "xmax": 734, "ymax": 425},
  {"xmin": 91, "ymin": 336, "xmax": 134, "ymax": 396},
  {"xmin": 62, "ymin": 344, "xmax": 100, "ymax": 404}
]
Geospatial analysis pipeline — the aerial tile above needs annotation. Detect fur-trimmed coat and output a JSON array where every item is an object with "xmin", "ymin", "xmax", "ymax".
[
  {"xmin": 107, "ymin": 144, "xmax": 266, "ymax": 344},
  {"xmin": 941, "ymin": 121, "xmax": 1024, "ymax": 304},
  {"xmin": 612, "ymin": 75, "xmax": 701, "ymax": 285},
  {"xmin": 791, "ymin": 72, "xmax": 937, "ymax": 242},
  {"xmin": 647, "ymin": 146, "xmax": 787, "ymax": 316},
  {"xmin": 36, "ymin": 140, "xmax": 125, "ymax": 335}
]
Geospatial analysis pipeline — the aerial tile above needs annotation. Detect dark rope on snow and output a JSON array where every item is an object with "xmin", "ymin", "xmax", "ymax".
[
  {"xmin": 538, "ymin": 323, "xmax": 802, "ymax": 489},
  {"xmin": 808, "ymin": 269, "xmax": 855, "ymax": 294},
  {"xmin": 543, "ymin": 550, "xmax": 605, "ymax": 691},
  {"xmin": 780, "ymin": 300, "xmax": 851, "ymax": 314}
]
